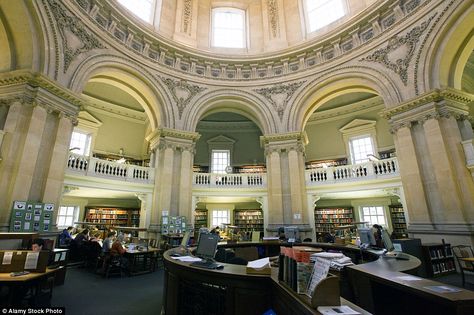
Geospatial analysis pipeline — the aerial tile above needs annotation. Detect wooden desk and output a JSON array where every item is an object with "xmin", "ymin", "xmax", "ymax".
[
  {"xmin": 124, "ymin": 247, "xmax": 160, "ymax": 276},
  {"xmin": 163, "ymin": 242, "xmax": 474, "ymax": 315},
  {"xmin": 460, "ymin": 257, "xmax": 474, "ymax": 262},
  {"xmin": 0, "ymin": 268, "xmax": 59, "ymax": 307}
]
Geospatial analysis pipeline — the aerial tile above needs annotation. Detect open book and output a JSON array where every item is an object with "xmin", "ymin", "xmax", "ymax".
[{"xmin": 246, "ymin": 257, "xmax": 271, "ymax": 275}]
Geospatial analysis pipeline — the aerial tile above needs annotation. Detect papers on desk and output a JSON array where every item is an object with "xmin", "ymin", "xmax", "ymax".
[
  {"xmin": 24, "ymin": 252, "xmax": 39, "ymax": 269},
  {"xmin": 396, "ymin": 275, "xmax": 422, "ymax": 281},
  {"xmin": 424, "ymin": 285, "xmax": 462, "ymax": 293},
  {"xmin": 171, "ymin": 256, "xmax": 202, "ymax": 262},
  {"xmin": 317, "ymin": 305, "xmax": 361, "ymax": 315},
  {"xmin": 246, "ymin": 257, "xmax": 271, "ymax": 275},
  {"xmin": 2, "ymin": 252, "xmax": 13, "ymax": 265},
  {"xmin": 306, "ymin": 257, "xmax": 331, "ymax": 297}
]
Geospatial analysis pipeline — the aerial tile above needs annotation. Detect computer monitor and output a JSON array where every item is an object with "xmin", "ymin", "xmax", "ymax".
[
  {"xmin": 358, "ymin": 227, "xmax": 376, "ymax": 246},
  {"xmin": 195, "ymin": 233, "xmax": 219, "ymax": 261},
  {"xmin": 381, "ymin": 229, "xmax": 395, "ymax": 252},
  {"xmin": 180, "ymin": 231, "xmax": 191, "ymax": 248},
  {"xmin": 284, "ymin": 226, "xmax": 300, "ymax": 243}
]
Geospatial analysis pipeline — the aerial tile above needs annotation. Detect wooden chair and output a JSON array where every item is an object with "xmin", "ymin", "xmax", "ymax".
[
  {"xmin": 104, "ymin": 254, "xmax": 124, "ymax": 279},
  {"xmin": 452, "ymin": 245, "xmax": 474, "ymax": 287}
]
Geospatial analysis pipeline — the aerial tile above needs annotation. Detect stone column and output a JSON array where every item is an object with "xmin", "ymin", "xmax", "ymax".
[
  {"xmin": 256, "ymin": 196, "xmax": 269, "ymax": 236},
  {"xmin": 306, "ymin": 195, "xmax": 320, "ymax": 242},
  {"xmin": 384, "ymin": 88, "xmax": 474, "ymax": 246},
  {"xmin": 260, "ymin": 132, "xmax": 312, "ymax": 235},
  {"xmin": 146, "ymin": 128, "xmax": 200, "ymax": 235},
  {"xmin": 0, "ymin": 76, "xmax": 80, "ymax": 231},
  {"xmin": 136, "ymin": 193, "xmax": 152, "ymax": 238}
]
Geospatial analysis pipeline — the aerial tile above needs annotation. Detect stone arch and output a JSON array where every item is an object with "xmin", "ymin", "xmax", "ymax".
[
  {"xmin": 185, "ymin": 89, "xmax": 277, "ymax": 135},
  {"xmin": 68, "ymin": 55, "xmax": 171, "ymax": 130},
  {"xmin": 289, "ymin": 67, "xmax": 401, "ymax": 132},
  {"xmin": 0, "ymin": 1, "xmax": 43, "ymax": 72},
  {"xmin": 418, "ymin": 0, "xmax": 474, "ymax": 92}
]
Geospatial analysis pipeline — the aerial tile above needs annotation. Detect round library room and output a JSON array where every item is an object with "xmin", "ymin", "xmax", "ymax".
[{"xmin": 0, "ymin": 0, "xmax": 473, "ymax": 314}]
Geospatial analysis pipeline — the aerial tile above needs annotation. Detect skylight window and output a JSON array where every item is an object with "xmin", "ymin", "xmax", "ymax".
[
  {"xmin": 305, "ymin": 0, "xmax": 346, "ymax": 32},
  {"xmin": 212, "ymin": 8, "xmax": 246, "ymax": 49},
  {"xmin": 117, "ymin": 0, "xmax": 154, "ymax": 23}
]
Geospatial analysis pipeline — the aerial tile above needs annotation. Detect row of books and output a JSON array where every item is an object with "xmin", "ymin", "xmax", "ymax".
[
  {"xmin": 278, "ymin": 246, "xmax": 323, "ymax": 294},
  {"xmin": 429, "ymin": 247, "xmax": 453, "ymax": 259},
  {"xmin": 432, "ymin": 260, "xmax": 456, "ymax": 274},
  {"xmin": 316, "ymin": 214, "xmax": 353, "ymax": 219},
  {"xmin": 315, "ymin": 209, "xmax": 352, "ymax": 214}
]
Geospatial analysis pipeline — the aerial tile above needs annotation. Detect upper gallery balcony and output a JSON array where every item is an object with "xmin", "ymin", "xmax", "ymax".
[{"xmin": 65, "ymin": 153, "xmax": 400, "ymax": 188}]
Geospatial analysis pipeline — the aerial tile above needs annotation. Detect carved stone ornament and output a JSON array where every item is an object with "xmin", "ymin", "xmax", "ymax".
[
  {"xmin": 45, "ymin": 0, "xmax": 105, "ymax": 72},
  {"xmin": 183, "ymin": 0, "xmax": 193, "ymax": 34},
  {"xmin": 161, "ymin": 77, "xmax": 206, "ymax": 118},
  {"xmin": 268, "ymin": 0, "xmax": 279, "ymax": 38},
  {"xmin": 254, "ymin": 81, "xmax": 305, "ymax": 120},
  {"xmin": 361, "ymin": 14, "xmax": 435, "ymax": 85}
]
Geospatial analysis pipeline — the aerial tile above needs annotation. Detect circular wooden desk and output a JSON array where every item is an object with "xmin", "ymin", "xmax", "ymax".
[{"xmin": 162, "ymin": 242, "xmax": 424, "ymax": 315}]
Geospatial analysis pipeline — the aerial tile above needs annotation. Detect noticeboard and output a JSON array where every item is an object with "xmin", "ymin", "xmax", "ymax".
[{"xmin": 9, "ymin": 201, "xmax": 54, "ymax": 232}]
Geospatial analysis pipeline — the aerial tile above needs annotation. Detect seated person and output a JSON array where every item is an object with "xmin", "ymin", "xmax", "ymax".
[
  {"xmin": 111, "ymin": 234, "xmax": 127, "ymax": 256},
  {"xmin": 322, "ymin": 231, "xmax": 335, "ymax": 243},
  {"xmin": 103, "ymin": 231, "xmax": 117, "ymax": 254},
  {"xmin": 32, "ymin": 238, "xmax": 45, "ymax": 252},
  {"xmin": 372, "ymin": 224, "xmax": 383, "ymax": 248},
  {"xmin": 74, "ymin": 229, "xmax": 90, "ymax": 247},
  {"xmin": 59, "ymin": 226, "xmax": 74, "ymax": 246},
  {"xmin": 277, "ymin": 227, "xmax": 286, "ymax": 241}
]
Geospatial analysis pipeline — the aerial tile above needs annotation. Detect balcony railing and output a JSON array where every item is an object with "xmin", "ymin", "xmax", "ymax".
[
  {"xmin": 66, "ymin": 153, "xmax": 154, "ymax": 184},
  {"xmin": 193, "ymin": 172, "xmax": 267, "ymax": 188},
  {"xmin": 305, "ymin": 157, "xmax": 399, "ymax": 185}
]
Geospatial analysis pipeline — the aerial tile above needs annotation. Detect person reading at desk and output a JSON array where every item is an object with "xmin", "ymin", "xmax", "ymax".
[
  {"xmin": 110, "ymin": 234, "xmax": 128, "ymax": 269},
  {"xmin": 32, "ymin": 238, "xmax": 45, "ymax": 252},
  {"xmin": 103, "ymin": 231, "xmax": 117, "ymax": 254},
  {"xmin": 59, "ymin": 226, "xmax": 74, "ymax": 246}
]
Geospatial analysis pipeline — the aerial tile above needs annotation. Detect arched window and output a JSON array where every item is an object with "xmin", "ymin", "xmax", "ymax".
[
  {"xmin": 211, "ymin": 7, "xmax": 246, "ymax": 49},
  {"xmin": 117, "ymin": 0, "xmax": 157, "ymax": 24},
  {"xmin": 304, "ymin": 0, "xmax": 346, "ymax": 33}
]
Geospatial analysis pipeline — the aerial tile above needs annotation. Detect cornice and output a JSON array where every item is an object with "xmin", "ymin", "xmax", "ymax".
[
  {"xmin": 159, "ymin": 127, "xmax": 201, "ymax": 142},
  {"xmin": 65, "ymin": 0, "xmax": 438, "ymax": 82},
  {"xmin": 82, "ymin": 93, "xmax": 146, "ymax": 123},
  {"xmin": 0, "ymin": 71, "xmax": 83, "ymax": 117},
  {"xmin": 197, "ymin": 121, "xmax": 260, "ymax": 132},
  {"xmin": 260, "ymin": 131, "xmax": 308, "ymax": 146},
  {"xmin": 382, "ymin": 88, "xmax": 473, "ymax": 120}
]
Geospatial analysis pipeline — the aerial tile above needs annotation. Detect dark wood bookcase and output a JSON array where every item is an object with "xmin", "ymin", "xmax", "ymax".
[
  {"xmin": 194, "ymin": 209, "xmax": 208, "ymax": 229},
  {"xmin": 234, "ymin": 209, "xmax": 264, "ymax": 232},
  {"xmin": 421, "ymin": 243, "xmax": 456, "ymax": 277},
  {"xmin": 84, "ymin": 207, "xmax": 140, "ymax": 228},
  {"xmin": 389, "ymin": 205, "xmax": 407, "ymax": 238},
  {"xmin": 314, "ymin": 207, "xmax": 354, "ymax": 233}
]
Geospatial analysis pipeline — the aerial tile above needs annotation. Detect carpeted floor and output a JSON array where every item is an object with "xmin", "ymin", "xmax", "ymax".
[{"xmin": 51, "ymin": 266, "xmax": 164, "ymax": 315}]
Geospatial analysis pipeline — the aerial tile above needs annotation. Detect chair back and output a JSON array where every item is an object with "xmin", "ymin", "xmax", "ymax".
[{"xmin": 452, "ymin": 245, "xmax": 474, "ymax": 270}]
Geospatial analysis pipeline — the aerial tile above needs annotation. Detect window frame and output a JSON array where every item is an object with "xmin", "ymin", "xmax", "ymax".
[
  {"xmin": 56, "ymin": 205, "xmax": 79, "ymax": 229},
  {"xmin": 117, "ymin": 0, "xmax": 158, "ymax": 25},
  {"xmin": 211, "ymin": 7, "xmax": 247, "ymax": 49},
  {"xmin": 360, "ymin": 205, "xmax": 387, "ymax": 227},
  {"xmin": 69, "ymin": 129, "xmax": 92, "ymax": 156},
  {"xmin": 211, "ymin": 149, "xmax": 231, "ymax": 174},
  {"xmin": 211, "ymin": 209, "xmax": 230, "ymax": 228},
  {"xmin": 302, "ymin": 0, "xmax": 347, "ymax": 34},
  {"xmin": 349, "ymin": 134, "xmax": 375, "ymax": 165}
]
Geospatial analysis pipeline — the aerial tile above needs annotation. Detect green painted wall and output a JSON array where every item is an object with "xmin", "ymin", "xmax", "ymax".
[
  {"xmin": 92, "ymin": 112, "xmax": 148, "ymax": 158},
  {"xmin": 194, "ymin": 130, "xmax": 264, "ymax": 166},
  {"xmin": 304, "ymin": 108, "xmax": 394, "ymax": 161}
]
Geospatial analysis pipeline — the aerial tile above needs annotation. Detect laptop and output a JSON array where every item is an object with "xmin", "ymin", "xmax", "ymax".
[{"xmin": 190, "ymin": 233, "xmax": 223, "ymax": 269}]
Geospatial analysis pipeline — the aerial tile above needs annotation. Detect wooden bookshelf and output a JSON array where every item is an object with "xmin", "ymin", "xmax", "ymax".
[
  {"xmin": 194, "ymin": 209, "xmax": 208, "ymax": 229},
  {"xmin": 234, "ymin": 209, "xmax": 264, "ymax": 233},
  {"xmin": 421, "ymin": 243, "xmax": 456, "ymax": 277},
  {"xmin": 389, "ymin": 205, "xmax": 407, "ymax": 238},
  {"xmin": 85, "ymin": 207, "xmax": 140, "ymax": 229},
  {"xmin": 314, "ymin": 207, "xmax": 354, "ymax": 233}
]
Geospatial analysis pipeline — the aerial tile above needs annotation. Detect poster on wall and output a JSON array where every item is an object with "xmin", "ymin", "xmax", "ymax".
[{"xmin": 9, "ymin": 201, "xmax": 54, "ymax": 232}]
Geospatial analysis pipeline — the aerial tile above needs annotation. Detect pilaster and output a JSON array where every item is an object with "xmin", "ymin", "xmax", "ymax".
[{"xmin": 384, "ymin": 88, "xmax": 474, "ymax": 244}]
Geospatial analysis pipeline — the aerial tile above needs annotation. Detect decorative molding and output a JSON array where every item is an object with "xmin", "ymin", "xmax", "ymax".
[
  {"xmin": 260, "ymin": 131, "xmax": 308, "ymax": 155},
  {"xmin": 361, "ymin": 14, "xmax": 436, "ymax": 85},
  {"xmin": 160, "ymin": 77, "xmax": 206, "ymax": 118},
  {"xmin": 160, "ymin": 127, "xmax": 201, "ymax": 142},
  {"xmin": 254, "ymin": 81, "xmax": 305, "ymax": 120},
  {"xmin": 182, "ymin": 0, "xmax": 193, "ymax": 34},
  {"xmin": 81, "ymin": 93, "xmax": 147, "ymax": 123},
  {"xmin": 46, "ymin": 0, "xmax": 105, "ymax": 72},
  {"xmin": 68, "ymin": 0, "xmax": 428, "ymax": 81},
  {"xmin": 386, "ymin": 88, "xmax": 472, "ymax": 133},
  {"xmin": 197, "ymin": 121, "xmax": 260, "ymax": 132},
  {"xmin": 268, "ymin": 0, "xmax": 279, "ymax": 38}
]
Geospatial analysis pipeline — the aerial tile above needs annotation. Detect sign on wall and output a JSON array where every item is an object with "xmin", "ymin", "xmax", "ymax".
[{"xmin": 9, "ymin": 201, "xmax": 54, "ymax": 232}]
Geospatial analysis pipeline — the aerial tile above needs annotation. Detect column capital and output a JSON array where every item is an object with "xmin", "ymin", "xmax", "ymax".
[
  {"xmin": 146, "ymin": 127, "xmax": 200, "ymax": 152},
  {"xmin": 384, "ymin": 88, "xmax": 473, "ymax": 134},
  {"xmin": 260, "ymin": 131, "xmax": 307, "ymax": 155}
]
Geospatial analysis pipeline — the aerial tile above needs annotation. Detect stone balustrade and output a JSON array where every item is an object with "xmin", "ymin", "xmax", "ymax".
[
  {"xmin": 66, "ymin": 153, "xmax": 154, "ymax": 184},
  {"xmin": 306, "ymin": 157, "xmax": 399, "ymax": 185},
  {"xmin": 193, "ymin": 172, "xmax": 266, "ymax": 188}
]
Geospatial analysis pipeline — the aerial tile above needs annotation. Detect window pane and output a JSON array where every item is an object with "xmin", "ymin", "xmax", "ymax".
[
  {"xmin": 350, "ymin": 136, "xmax": 375, "ymax": 164},
  {"xmin": 211, "ymin": 150, "xmax": 230, "ymax": 174},
  {"xmin": 70, "ymin": 130, "xmax": 91, "ymax": 156},
  {"xmin": 306, "ymin": 0, "xmax": 345, "ymax": 32},
  {"xmin": 66, "ymin": 207, "xmax": 74, "ymax": 216},
  {"xmin": 59, "ymin": 206, "xmax": 67, "ymax": 215},
  {"xmin": 212, "ymin": 8, "xmax": 246, "ymax": 48},
  {"xmin": 118, "ymin": 0, "xmax": 154, "ymax": 23}
]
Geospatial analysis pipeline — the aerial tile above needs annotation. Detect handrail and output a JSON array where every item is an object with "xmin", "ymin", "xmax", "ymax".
[{"xmin": 193, "ymin": 172, "xmax": 267, "ymax": 188}]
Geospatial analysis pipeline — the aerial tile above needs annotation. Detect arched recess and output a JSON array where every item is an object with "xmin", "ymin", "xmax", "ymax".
[
  {"xmin": 0, "ymin": 0, "xmax": 43, "ymax": 72},
  {"xmin": 68, "ymin": 56, "xmax": 171, "ymax": 130},
  {"xmin": 185, "ymin": 90, "xmax": 277, "ymax": 135},
  {"xmin": 289, "ymin": 68, "xmax": 400, "ymax": 132},
  {"xmin": 421, "ymin": 0, "xmax": 474, "ymax": 91}
]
